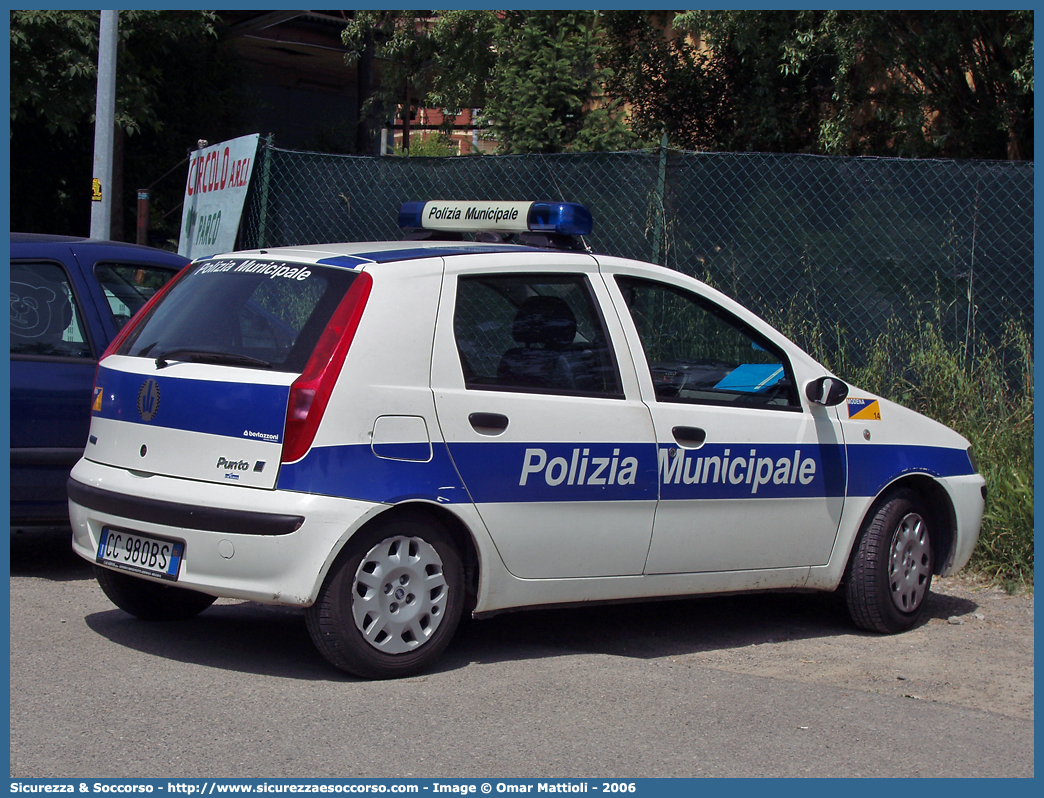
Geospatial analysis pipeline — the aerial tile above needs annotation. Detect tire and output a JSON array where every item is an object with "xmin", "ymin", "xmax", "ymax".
[
  {"xmin": 306, "ymin": 517, "xmax": 464, "ymax": 679},
  {"xmin": 94, "ymin": 566, "xmax": 217, "ymax": 621},
  {"xmin": 845, "ymin": 488, "xmax": 934, "ymax": 633}
]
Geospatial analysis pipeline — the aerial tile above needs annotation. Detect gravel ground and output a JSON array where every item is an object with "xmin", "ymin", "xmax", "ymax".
[
  {"xmin": 436, "ymin": 569, "xmax": 1034, "ymax": 729},
  {"xmin": 663, "ymin": 574, "xmax": 1034, "ymax": 722}
]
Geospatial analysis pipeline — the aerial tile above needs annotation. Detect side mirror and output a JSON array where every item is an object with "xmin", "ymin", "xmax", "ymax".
[{"xmin": 805, "ymin": 376, "xmax": 849, "ymax": 407}]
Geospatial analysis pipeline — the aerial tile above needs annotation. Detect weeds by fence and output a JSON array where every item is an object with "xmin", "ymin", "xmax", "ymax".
[{"xmin": 772, "ymin": 308, "xmax": 1034, "ymax": 588}]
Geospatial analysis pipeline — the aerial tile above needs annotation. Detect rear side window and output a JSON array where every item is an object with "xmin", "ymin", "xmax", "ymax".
[
  {"xmin": 95, "ymin": 262, "xmax": 180, "ymax": 330},
  {"xmin": 10, "ymin": 261, "xmax": 92, "ymax": 358},
  {"xmin": 453, "ymin": 273, "xmax": 623, "ymax": 397},
  {"xmin": 117, "ymin": 258, "xmax": 357, "ymax": 373}
]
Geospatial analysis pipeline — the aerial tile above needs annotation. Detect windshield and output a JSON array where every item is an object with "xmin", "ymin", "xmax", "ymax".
[{"xmin": 118, "ymin": 258, "xmax": 359, "ymax": 373}]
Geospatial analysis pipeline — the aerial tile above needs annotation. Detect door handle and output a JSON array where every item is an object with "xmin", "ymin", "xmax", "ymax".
[
  {"xmin": 672, "ymin": 426, "xmax": 706, "ymax": 448},
  {"xmin": 469, "ymin": 412, "xmax": 509, "ymax": 435}
]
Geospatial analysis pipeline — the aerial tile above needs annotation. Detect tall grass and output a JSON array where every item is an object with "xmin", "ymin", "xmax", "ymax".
[{"xmin": 776, "ymin": 311, "xmax": 1034, "ymax": 589}]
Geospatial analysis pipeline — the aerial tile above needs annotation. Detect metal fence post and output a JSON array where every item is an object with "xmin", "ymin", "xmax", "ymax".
[
  {"xmin": 256, "ymin": 134, "xmax": 274, "ymax": 248},
  {"xmin": 651, "ymin": 133, "xmax": 669, "ymax": 265}
]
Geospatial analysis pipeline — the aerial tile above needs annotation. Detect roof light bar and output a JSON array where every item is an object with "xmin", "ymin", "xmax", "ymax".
[{"xmin": 398, "ymin": 201, "xmax": 593, "ymax": 236}]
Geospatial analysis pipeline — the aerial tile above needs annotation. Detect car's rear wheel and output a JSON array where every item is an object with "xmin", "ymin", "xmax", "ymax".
[
  {"xmin": 306, "ymin": 516, "xmax": 464, "ymax": 679},
  {"xmin": 94, "ymin": 566, "xmax": 217, "ymax": 621},
  {"xmin": 845, "ymin": 488, "xmax": 933, "ymax": 633}
]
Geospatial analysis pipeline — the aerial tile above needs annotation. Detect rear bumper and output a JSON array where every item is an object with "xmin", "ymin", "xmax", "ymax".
[
  {"xmin": 67, "ymin": 478, "xmax": 304, "ymax": 536},
  {"xmin": 68, "ymin": 459, "xmax": 382, "ymax": 606}
]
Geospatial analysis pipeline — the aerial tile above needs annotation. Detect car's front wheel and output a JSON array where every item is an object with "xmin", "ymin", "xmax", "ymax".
[
  {"xmin": 845, "ymin": 488, "xmax": 934, "ymax": 633},
  {"xmin": 94, "ymin": 566, "xmax": 217, "ymax": 621},
  {"xmin": 306, "ymin": 516, "xmax": 464, "ymax": 679}
]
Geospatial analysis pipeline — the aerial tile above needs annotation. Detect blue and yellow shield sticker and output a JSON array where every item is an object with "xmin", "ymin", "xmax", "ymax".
[{"xmin": 847, "ymin": 397, "xmax": 882, "ymax": 420}]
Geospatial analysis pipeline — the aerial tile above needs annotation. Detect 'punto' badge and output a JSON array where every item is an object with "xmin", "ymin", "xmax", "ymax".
[{"xmin": 137, "ymin": 379, "xmax": 161, "ymax": 422}]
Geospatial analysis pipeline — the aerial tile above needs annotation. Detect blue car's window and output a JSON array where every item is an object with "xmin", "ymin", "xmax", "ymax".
[
  {"xmin": 10, "ymin": 261, "xmax": 92, "ymax": 358},
  {"xmin": 615, "ymin": 276, "xmax": 799, "ymax": 410},
  {"xmin": 94, "ymin": 263, "xmax": 180, "ymax": 330}
]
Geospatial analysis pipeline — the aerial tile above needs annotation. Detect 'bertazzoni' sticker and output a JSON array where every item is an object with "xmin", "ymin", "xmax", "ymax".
[{"xmin": 243, "ymin": 429, "xmax": 280, "ymax": 442}]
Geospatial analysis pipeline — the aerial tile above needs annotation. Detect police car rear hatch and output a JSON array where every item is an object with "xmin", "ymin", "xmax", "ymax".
[
  {"xmin": 87, "ymin": 356, "xmax": 294, "ymax": 489},
  {"xmin": 83, "ymin": 256, "xmax": 366, "ymax": 489}
]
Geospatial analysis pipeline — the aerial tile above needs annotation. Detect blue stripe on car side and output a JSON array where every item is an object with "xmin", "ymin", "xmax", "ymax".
[
  {"xmin": 845, "ymin": 444, "xmax": 975, "ymax": 497},
  {"xmin": 371, "ymin": 441, "xmax": 433, "ymax": 461},
  {"xmin": 275, "ymin": 440, "xmax": 974, "ymax": 506},
  {"xmin": 277, "ymin": 443, "xmax": 469, "ymax": 504}
]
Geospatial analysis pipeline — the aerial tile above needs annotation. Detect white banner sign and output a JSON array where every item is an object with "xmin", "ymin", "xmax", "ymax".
[{"xmin": 178, "ymin": 133, "xmax": 260, "ymax": 259}]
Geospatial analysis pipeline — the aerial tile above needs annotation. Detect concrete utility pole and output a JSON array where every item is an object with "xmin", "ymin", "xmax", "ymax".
[{"xmin": 89, "ymin": 10, "xmax": 118, "ymax": 240}]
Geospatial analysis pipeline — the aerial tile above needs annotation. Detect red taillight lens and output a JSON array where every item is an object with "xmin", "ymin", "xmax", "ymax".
[
  {"xmin": 100, "ymin": 264, "xmax": 193, "ymax": 360},
  {"xmin": 281, "ymin": 271, "xmax": 373, "ymax": 463}
]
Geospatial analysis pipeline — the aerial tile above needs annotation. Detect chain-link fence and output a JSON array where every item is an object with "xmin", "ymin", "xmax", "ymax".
[{"xmin": 239, "ymin": 141, "xmax": 1033, "ymax": 368}]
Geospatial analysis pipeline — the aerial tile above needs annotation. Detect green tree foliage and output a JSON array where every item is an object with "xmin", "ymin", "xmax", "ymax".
[
  {"xmin": 619, "ymin": 10, "xmax": 1034, "ymax": 160},
  {"xmin": 482, "ymin": 12, "xmax": 635, "ymax": 153},
  {"xmin": 347, "ymin": 10, "xmax": 1030, "ymax": 159},
  {"xmin": 772, "ymin": 10, "xmax": 1034, "ymax": 160},
  {"xmin": 599, "ymin": 12, "xmax": 717, "ymax": 150},
  {"xmin": 343, "ymin": 10, "xmax": 635, "ymax": 154},
  {"xmin": 342, "ymin": 11, "xmax": 496, "ymax": 151},
  {"xmin": 602, "ymin": 11, "xmax": 836, "ymax": 153},
  {"xmin": 10, "ymin": 10, "xmax": 247, "ymax": 239},
  {"xmin": 12, "ymin": 10, "xmax": 215, "ymax": 137}
]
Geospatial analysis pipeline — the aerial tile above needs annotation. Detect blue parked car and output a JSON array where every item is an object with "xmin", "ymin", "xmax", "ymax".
[{"xmin": 10, "ymin": 233, "xmax": 189, "ymax": 530}]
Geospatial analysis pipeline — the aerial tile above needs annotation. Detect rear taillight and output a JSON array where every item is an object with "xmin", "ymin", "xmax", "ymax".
[{"xmin": 281, "ymin": 271, "xmax": 373, "ymax": 463}]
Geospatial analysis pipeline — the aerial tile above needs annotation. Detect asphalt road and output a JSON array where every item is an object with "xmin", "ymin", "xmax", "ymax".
[{"xmin": 9, "ymin": 531, "xmax": 1033, "ymax": 778}]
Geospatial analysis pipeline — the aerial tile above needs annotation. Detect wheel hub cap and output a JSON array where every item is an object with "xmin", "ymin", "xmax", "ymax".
[
  {"xmin": 888, "ymin": 512, "xmax": 931, "ymax": 613},
  {"xmin": 351, "ymin": 535, "xmax": 448, "ymax": 654}
]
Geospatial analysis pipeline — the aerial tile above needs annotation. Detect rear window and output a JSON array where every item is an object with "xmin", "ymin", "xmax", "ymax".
[{"xmin": 117, "ymin": 258, "xmax": 358, "ymax": 373}]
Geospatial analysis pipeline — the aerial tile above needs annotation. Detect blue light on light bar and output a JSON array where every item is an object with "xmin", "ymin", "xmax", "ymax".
[
  {"xmin": 398, "ymin": 201, "xmax": 593, "ymax": 236},
  {"xmin": 527, "ymin": 202, "xmax": 593, "ymax": 236},
  {"xmin": 398, "ymin": 201, "xmax": 426, "ymax": 230}
]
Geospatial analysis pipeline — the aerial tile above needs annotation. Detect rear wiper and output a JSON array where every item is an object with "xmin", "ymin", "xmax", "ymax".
[{"xmin": 154, "ymin": 349, "xmax": 272, "ymax": 370}]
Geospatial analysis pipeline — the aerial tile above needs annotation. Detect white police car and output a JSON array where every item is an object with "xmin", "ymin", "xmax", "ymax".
[{"xmin": 68, "ymin": 200, "xmax": 985, "ymax": 679}]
